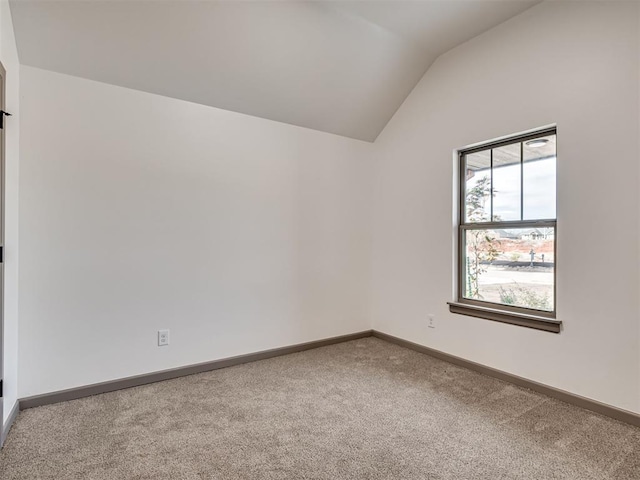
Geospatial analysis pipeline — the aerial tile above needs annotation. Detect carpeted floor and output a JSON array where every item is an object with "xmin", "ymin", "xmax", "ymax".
[{"xmin": 1, "ymin": 337, "xmax": 640, "ymax": 479}]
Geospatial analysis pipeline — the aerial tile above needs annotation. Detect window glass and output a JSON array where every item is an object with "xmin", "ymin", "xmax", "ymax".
[
  {"xmin": 523, "ymin": 134, "xmax": 556, "ymax": 220},
  {"xmin": 464, "ymin": 150, "xmax": 491, "ymax": 223},
  {"xmin": 492, "ymin": 143, "xmax": 521, "ymax": 221},
  {"xmin": 462, "ymin": 227, "xmax": 554, "ymax": 312}
]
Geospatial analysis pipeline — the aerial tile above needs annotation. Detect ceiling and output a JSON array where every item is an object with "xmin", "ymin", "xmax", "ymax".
[{"xmin": 9, "ymin": 0, "xmax": 540, "ymax": 142}]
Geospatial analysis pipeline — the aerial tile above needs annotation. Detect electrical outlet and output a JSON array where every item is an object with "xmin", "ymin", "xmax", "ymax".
[
  {"xmin": 428, "ymin": 314, "xmax": 436, "ymax": 329},
  {"xmin": 158, "ymin": 329, "xmax": 170, "ymax": 346}
]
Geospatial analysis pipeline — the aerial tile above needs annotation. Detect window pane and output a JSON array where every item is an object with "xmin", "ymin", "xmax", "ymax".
[
  {"xmin": 523, "ymin": 134, "xmax": 556, "ymax": 220},
  {"xmin": 462, "ymin": 227, "xmax": 554, "ymax": 312},
  {"xmin": 464, "ymin": 150, "xmax": 491, "ymax": 223},
  {"xmin": 492, "ymin": 143, "xmax": 521, "ymax": 221}
]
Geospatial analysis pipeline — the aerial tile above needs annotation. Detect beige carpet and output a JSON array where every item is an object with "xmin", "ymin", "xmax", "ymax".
[{"xmin": 1, "ymin": 337, "xmax": 640, "ymax": 479}]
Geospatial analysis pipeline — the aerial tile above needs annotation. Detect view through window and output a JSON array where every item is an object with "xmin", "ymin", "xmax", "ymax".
[{"xmin": 459, "ymin": 128, "xmax": 556, "ymax": 315}]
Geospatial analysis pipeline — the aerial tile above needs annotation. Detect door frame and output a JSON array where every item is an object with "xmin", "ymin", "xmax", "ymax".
[{"xmin": 0, "ymin": 59, "xmax": 7, "ymax": 445}]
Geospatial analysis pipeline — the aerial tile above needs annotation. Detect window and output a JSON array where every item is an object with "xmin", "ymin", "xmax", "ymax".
[{"xmin": 448, "ymin": 127, "xmax": 561, "ymax": 333}]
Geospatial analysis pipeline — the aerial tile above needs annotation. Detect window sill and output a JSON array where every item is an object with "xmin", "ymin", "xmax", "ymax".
[{"xmin": 448, "ymin": 302, "xmax": 562, "ymax": 333}]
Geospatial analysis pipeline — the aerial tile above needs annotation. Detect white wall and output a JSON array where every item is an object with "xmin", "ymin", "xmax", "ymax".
[
  {"xmin": 1, "ymin": 0, "xmax": 19, "ymax": 425},
  {"xmin": 372, "ymin": 1, "xmax": 640, "ymax": 412},
  {"xmin": 18, "ymin": 66, "xmax": 373, "ymax": 398}
]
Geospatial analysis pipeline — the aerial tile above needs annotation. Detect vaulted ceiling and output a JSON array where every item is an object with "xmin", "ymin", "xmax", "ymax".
[{"xmin": 10, "ymin": 0, "xmax": 540, "ymax": 141}]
